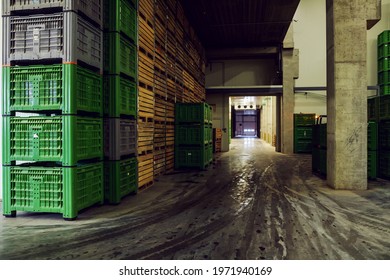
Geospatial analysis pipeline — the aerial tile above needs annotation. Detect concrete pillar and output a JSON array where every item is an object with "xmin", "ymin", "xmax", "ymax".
[
  {"xmin": 276, "ymin": 95, "xmax": 282, "ymax": 152},
  {"xmin": 326, "ymin": 0, "xmax": 380, "ymax": 190},
  {"xmin": 281, "ymin": 49, "xmax": 299, "ymax": 154}
]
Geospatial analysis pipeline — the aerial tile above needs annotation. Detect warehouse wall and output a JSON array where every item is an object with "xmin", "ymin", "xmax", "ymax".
[
  {"xmin": 206, "ymin": 93, "xmax": 230, "ymax": 152},
  {"xmin": 206, "ymin": 59, "xmax": 279, "ymax": 87},
  {"xmin": 293, "ymin": 0, "xmax": 390, "ymax": 116},
  {"xmin": 260, "ymin": 97, "xmax": 277, "ymax": 145}
]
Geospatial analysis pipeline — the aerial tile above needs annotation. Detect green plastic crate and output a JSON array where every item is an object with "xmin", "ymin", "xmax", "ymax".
[
  {"xmin": 368, "ymin": 96, "xmax": 379, "ymax": 121},
  {"xmin": 2, "ymin": 162, "xmax": 104, "ymax": 219},
  {"xmin": 312, "ymin": 147, "xmax": 327, "ymax": 176},
  {"xmin": 103, "ymin": 32, "xmax": 137, "ymax": 79},
  {"xmin": 294, "ymin": 113, "xmax": 316, "ymax": 126},
  {"xmin": 319, "ymin": 149, "xmax": 327, "ymax": 176},
  {"xmin": 379, "ymin": 95, "xmax": 390, "ymax": 119},
  {"xmin": 378, "ymin": 71, "xmax": 390, "ymax": 85},
  {"xmin": 368, "ymin": 151, "xmax": 378, "ymax": 179},
  {"xmin": 295, "ymin": 126, "xmax": 313, "ymax": 139},
  {"xmin": 379, "ymin": 151, "xmax": 390, "ymax": 178},
  {"xmin": 104, "ymin": 75, "xmax": 137, "ymax": 117},
  {"xmin": 207, "ymin": 144, "xmax": 213, "ymax": 163},
  {"xmin": 379, "ymin": 120, "xmax": 390, "ymax": 149},
  {"xmin": 175, "ymin": 124, "xmax": 213, "ymax": 145},
  {"xmin": 378, "ymin": 44, "xmax": 390, "ymax": 59},
  {"xmin": 312, "ymin": 147, "xmax": 320, "ymax": 172},
  {"xmin": 367, "ymin": 122, "xmax": 378, "ymax": 151},
  {"xmin": 3, "ymin": 116, "xmax": 103, "ymax": 166},
  {"xmin": 175, "ymin": 145, "xmax": 211, "ymax": 169},
  {"xmin": 380, "ymin": 85, "xmax": 390, "ymax": 95},
  {"xmin": 3, "ymin": 64, "xmax": 102, "ymax": 115},
  {"xmin": 104, "ymin": 0, "xmax": 137, "ymax": 42},
  {"xmin": 319, "ymin": 124, "xmax": 327, "ymax": 148},
  {"xmin": 294, "ymin": 139, "xmax": 312, "ymax": 153},
  {"xmin": 104, "ymin": 157, "xmax": 138, "ymax": 204},
  {"xmin": 378, "ymin": 30, "xmax": 390, "ymax": 46},
  {"xmin": 378, "ymin": 57, "xmax": 390, "ymax": 72},
  {"xmin": 175, "ymin": 103, "xmax": 212, "ymax": 124}
]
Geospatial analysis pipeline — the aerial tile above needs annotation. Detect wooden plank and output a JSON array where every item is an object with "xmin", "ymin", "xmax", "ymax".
[{"xmin": 138, "ymin": 153, "xmax": 154, "ymax": 182}]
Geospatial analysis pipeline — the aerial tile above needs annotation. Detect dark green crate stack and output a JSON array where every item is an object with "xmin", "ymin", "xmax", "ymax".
[
  {"xmin": 2, "ymin": 1, "xmax": 104, "ymax": 220},
  {"xmin": 294, "ymin": 113, "xmax": 315, "ymax": 153},
  {"xmin": 312, "ymin": 119, "xmax": 327, "ymax": 176},
  {"xmin": 376, "ymin": 30, "xmax": 390, "ymax": 179},
  {"xmin": 175, "ymin": 103, "xmax": 213, "ymax": 169},
  {"xmin": 367, "ymin": 122, "xmax": 378, "ymax": 179},
  {"xmin": 312, "ymin": 121, "xmax": 378, "ymax": 179},
  {"xmin": 378, "ymin": 31, "xmax": 390, "ymax": 95},
  {"xmin": 103, "ymin": 0, "xmax": 139, "ymax": 204}
]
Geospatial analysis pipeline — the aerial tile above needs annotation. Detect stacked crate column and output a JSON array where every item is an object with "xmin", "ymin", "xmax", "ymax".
[
  {"xmin": 2, "ymin": 0, "xmax": 104, "ymax": 219},
  {"xmin": 103, "ymin": 0, "xmax": 139, "ymax": 203}
]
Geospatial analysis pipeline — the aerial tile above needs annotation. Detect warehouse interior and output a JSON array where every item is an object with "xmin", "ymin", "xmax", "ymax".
[{"xmin": 0, "ymin": 0, "xmax": 390, "ymax": 260}]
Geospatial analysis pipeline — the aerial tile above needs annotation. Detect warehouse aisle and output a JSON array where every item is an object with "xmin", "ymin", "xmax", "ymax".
[{"xmin": 0, "ymin": 139, "xmax": 389, "ymax": 260}]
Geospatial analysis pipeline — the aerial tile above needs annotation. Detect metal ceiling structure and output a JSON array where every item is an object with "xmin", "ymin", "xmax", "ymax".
[{"xmin": 180, "ymin": 0, "xmax": 300, "ymax": 50}]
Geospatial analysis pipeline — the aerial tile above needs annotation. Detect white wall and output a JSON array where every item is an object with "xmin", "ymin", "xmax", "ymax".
[
  {"xmin": 206, "ymin": 59, "xmax": 278, "ymax": 87},
  {"xmin": 294, "ymin": 0, "xmax": 327, "ymax": 88},
  {"xmin": 293, "ymin": 0, "xmax": 390, "ymax": 117}
]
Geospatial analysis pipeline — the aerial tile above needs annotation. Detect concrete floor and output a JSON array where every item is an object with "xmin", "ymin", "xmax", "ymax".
[{"xmin": 0, "ymin": 139, "xmax": 389, "ymax": 260}]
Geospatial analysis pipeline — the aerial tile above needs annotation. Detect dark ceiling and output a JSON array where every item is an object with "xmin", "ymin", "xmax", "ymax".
[{"xmin": 180, "ymin": 0, "xmax": 300, "ymax": 50}]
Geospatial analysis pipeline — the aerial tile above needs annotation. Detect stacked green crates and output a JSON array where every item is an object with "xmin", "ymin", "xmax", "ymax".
[
  {"xmin": 376, "ymin": 30, "xmax": 390, "ymax": 179},
  {"xmin": 103, "ymin": 0, "xmax": 138, "ymax": 204},
  {"xmin": 2, "ymin": 1, "xmax": 104, "ymax": 220},
  {"xmin": 378, "ymin": 31, "xmax": 390, "ymax": 95},
  {"xmin": 312, "ymin": 120, "xmax": 378, "ymax": 179},
  {"xmin": 312, "ymin": 116, "xmax": 327, "ymax": 176},
  {"xmin": 367, "ymin": 122, "xmax": 378, "ymax": 179},
  {"xmin": 294, "ymin": 113, "xmax": 315, "ymax": 153},
  {"xmin": 175, "ymin": 103, "xmax": 213, "ymax": 169}
]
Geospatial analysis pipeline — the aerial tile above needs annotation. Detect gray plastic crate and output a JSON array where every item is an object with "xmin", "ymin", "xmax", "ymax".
[
  {"xmin": 3, "ymin": 11, "xmax": 103, "ymax": 70},
  {"xmin": 104, "ymin": 118, "xmax": 137, "ymax": 160},
  {"xmin": 2, "ymin": 0, "xmax": 103, "ymax": 27}
]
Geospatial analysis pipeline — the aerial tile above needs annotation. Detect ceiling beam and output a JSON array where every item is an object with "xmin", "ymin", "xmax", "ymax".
[{"xmin": 206, "ymin": 47, "xmax": 278, "ymax": 60}]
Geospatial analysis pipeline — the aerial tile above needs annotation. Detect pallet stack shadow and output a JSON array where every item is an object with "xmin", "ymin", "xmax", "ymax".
[
  {"xmin": 376, "ymin": 30, "xmax": 390, "ymax": 179},
  {"xmin": 312, "ymin": 118, "xmax": 377, "ymax": 179},
  {"xmin": 175, "ymin": 103, "xmax": 213, "ymax": 169},
  {"xmin": 137, "ymin": 0, "xmax": 206, "ymax": 187},
  {"xmin": 103, "ymin": 0, "xmax": 138, "ymax": 204},
  {"xmin": 293, "ymin": 113, "xmax": 315, "ymax": 153},
  {"xmin": 2, "ymin": 0, "xmax": 104, "ymax": 219},
  {"xmin": 213, "ymin": 128, "xmax": 222, "ymax": 153}
]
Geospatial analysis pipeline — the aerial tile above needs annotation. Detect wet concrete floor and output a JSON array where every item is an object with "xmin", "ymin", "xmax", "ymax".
[{"xmin": 0, "ymin": 138, "xmax": 389, "ymax": 260}]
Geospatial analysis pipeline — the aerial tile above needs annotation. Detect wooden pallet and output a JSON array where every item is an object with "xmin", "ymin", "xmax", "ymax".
[
  {"xmin": 138, "ymin": 86, "xmax": 154, "ymax": 119},
  {"xmin": 138, "ymin": 51, "xmax": 154, "ymax": 87},
  {"xmin": 154, "ymin": 97, "xmax": 166, "ymax": 122},
  {"xmin": 139, "ymin": 0, "xmax": 154, "ymax": 23},
  {"xmin": 166, "ymin": 122, "xmax": 174, "ymax": 146},
  {"xmin": 166, "ymin": 0, "xmax": 177, "ymax": 15},
  {"xmin": 154, "ymin": 148, "xmax": 166, "ymax": 177},
  {"xmin": 138, "ymin": 16, "xmax": 155, "ymax": 56},
  {"xmin": 165, "ymin": 145, "xmax": 175, "ymax": 172},
  {"xmin": 138, "ymin": 117, "xmax": 154, "ymax": 154},
  {"xmin": 138, "ymin": 153, "xmax": 154, "ymax": 189}
]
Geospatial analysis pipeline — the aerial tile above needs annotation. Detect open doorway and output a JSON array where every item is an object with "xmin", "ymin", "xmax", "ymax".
[
  {"xmin": 234, "ymin": 109, "xmax": 259, "ymax": 137},
  {"xmin": 230, "ymin": 96, "xmax": 278, "ymax": 146}
]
